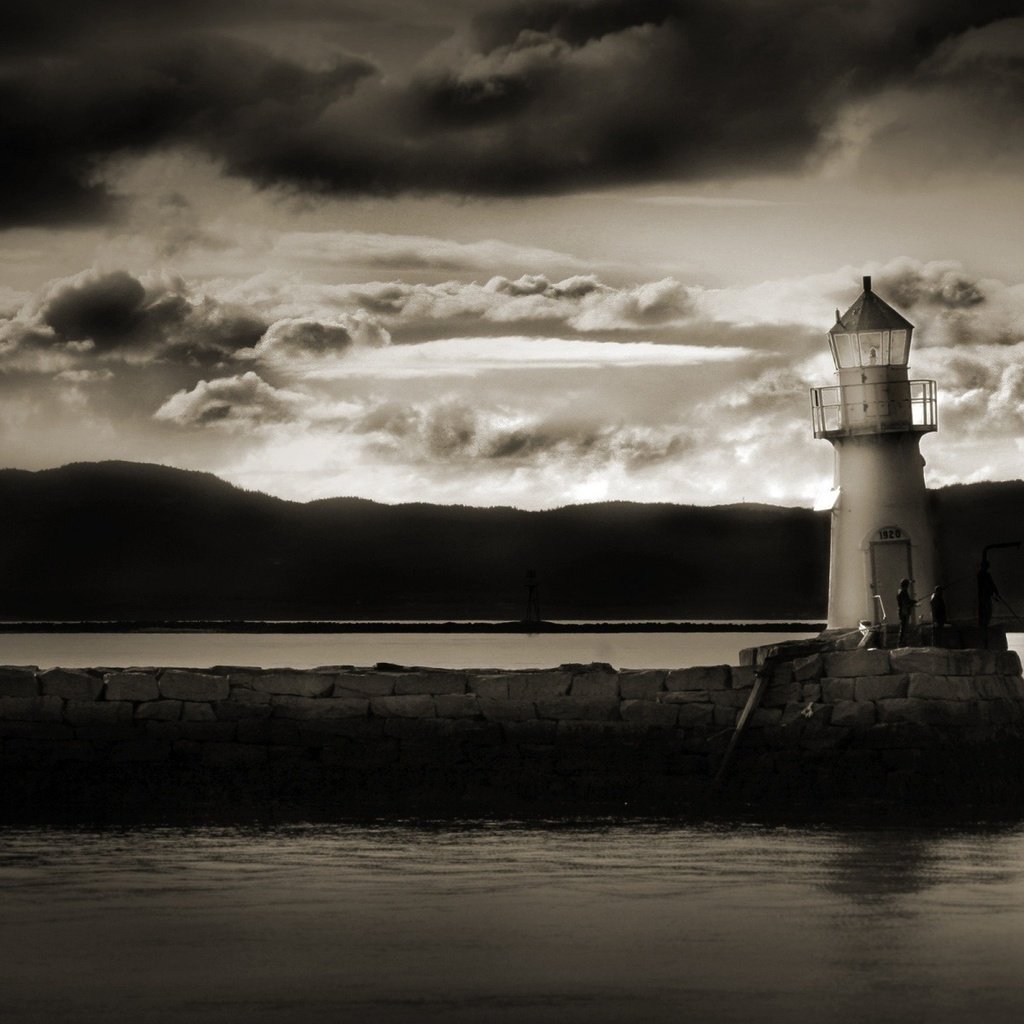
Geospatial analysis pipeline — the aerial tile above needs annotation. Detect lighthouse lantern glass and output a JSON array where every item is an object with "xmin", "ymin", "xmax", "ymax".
[
  {"xmin": 889, "ymin": 329, "xmax": 908, "ymax": 365},
  {"xmin": 828, "ymin": 328, "xmax": 911, "ymax": 370}
]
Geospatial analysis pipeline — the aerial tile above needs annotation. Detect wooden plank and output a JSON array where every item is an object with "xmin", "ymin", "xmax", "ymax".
[{"xmin": 713, "ymin": 658, "xmax": 773, "ymax": 788}]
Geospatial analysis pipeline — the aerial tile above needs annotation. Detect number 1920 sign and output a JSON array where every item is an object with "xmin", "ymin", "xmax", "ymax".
[{"xmin": 877, "ymin": 527, "xmax": 903, "ymax": 541}]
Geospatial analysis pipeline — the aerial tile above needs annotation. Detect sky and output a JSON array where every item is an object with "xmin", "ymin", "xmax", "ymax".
[{"xmin": 1, "ymin": 0, "xmax": 1023, "ymax": 509}]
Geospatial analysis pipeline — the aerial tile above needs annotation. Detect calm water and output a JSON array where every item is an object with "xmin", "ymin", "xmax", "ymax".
[
  {"xmin": 0, "ymin": 630, "xmax": 819, "ymax": 670},
  {"xmin": 2, "ymin": 630, "xmax": 1022, "ymax": 672},
  {"xmin": 3, "ymin": 822, "xmax": 1024, "ymax": 1023}
]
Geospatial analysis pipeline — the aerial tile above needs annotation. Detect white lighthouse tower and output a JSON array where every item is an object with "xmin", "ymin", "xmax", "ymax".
[{"xmin": 810, "ymin": 276, "xmax": 938, "ymax": 631}]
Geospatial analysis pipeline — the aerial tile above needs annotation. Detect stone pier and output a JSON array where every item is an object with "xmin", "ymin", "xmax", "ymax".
[{"xmin": 3, "ymin": 643, "xmax": 1024, "ymax": 821}]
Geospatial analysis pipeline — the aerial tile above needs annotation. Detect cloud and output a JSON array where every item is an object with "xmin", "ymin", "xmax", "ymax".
[
  {"xmin": 268, "ymin": 230, "xmax": 607, "ymax": 276},
  {"xmin": 238, "ymin": 313, "xmax": 390, "ymax": 365},
  {"xmin": 154, "ymin": 371, "xmax": 303, "ymax": 428},
  {"xmin": 0, "ymin": 269, "xmax": 266, "ymax": 369},
  {"xmin": 2, "ymin": 1, "xmax": 1021, "ymax": 223},
  {"xmin": 352, "ymin": 396, "xmax": 693, "ymax": 468}
]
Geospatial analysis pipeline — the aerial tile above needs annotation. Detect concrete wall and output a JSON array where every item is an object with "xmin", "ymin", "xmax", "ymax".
[{"xmin": 3, "ymin": 646, "xmax": 1024, "ymax": 821}]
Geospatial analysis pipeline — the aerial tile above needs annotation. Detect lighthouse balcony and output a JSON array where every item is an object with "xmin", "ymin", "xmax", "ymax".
[{"xmin": 810, "ymin": 379, "xmax": 937, "ymax": 439}]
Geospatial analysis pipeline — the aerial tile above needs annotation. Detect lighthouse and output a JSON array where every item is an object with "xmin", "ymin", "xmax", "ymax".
[{"xmin": 810, "ymin": 276, "xmax": 938, "ymax": 631}]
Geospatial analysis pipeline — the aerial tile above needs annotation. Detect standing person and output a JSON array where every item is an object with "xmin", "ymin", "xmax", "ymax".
[
  {"xmin": 978, "ymin": 559, "xmax": 1001, "ymax": 647},
  {"xmin": 930, "ymin": 585, "xmax": 946, "ymax": 646},
  {"xmin": 896, "ymin": 578, "xmax": 918, "ymax": 647}
]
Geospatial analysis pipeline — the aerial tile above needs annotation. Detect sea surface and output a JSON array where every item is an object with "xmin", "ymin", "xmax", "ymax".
[
  {"xmin": 1, "ymin": 629, "xmax": 1022, "ymax": 672},
  {"xmin": 3, "ymin": 821, "xmax": 1024, "ymax": 1024},
  {"xmin": 0, "ymin": 629, "xmax": 853, "ymax": 670}
]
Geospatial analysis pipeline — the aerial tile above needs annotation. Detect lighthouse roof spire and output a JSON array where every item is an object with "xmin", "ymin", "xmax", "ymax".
[{"xmin": 830, "ymin": 275, "xmax": 914, "ymax": 335}]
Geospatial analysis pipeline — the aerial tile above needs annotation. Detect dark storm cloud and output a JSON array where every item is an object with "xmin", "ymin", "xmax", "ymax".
[
  {"xmin": 879, "ymin": 263, "xmax": 987, "ymax": 310},
  {"xmin": 1, "ymin": 270, "xmax": 266, "ymax": 367},
  {"xmin": 2, "ymin": 0, "xmax": 1022, "ymax": 224},
  {"xmin": 0, "ymin": 31, "xmax": 374, "ymax": 226}
]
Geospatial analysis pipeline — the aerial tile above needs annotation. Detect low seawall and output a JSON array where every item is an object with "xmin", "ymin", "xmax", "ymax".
[{"xmin": 4, "ymin": 645, "xmax": 1024, "ymax": 821}]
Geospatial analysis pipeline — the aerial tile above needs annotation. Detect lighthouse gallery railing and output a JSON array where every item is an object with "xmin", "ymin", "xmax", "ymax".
[{"xmin": 810, "ymin": 379, "xmax": 937, "ymax": 438}]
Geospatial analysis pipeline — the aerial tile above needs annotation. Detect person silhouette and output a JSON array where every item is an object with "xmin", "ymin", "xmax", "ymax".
[
  {"xmin": 978, "ymin": 559, "xmax": 1001, "ymax": 646},
  {"xmin": 896, "ymin": 578, "xmax": 918, "ymax": 647},
  {"xmin": 930, "ymin": 585, "xmax": 946, "ymax": 646}
]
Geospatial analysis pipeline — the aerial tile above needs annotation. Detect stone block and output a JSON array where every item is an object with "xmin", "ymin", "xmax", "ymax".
[
  {"xmin": 997, "ymin": 652, "xmax": 1023, "ymax": 675},
  {"xmin": 182, "ymin": 702, "xmax": 216, "ymax": 721},
  {"xmin": 792, "ymin": 654, "xmax": 824, "ymax": 681},
  {"xmin": 393, "ymin": 672, "xmax": 467, "ymax": 696},
  {"xmin": 763, "ymin": 681, "xmax": 801, "ymax": 708},
  {"xmin": 247, "ymin": 671, "xmax": 334, "ymax": 697},
  {"xmin": 468, "ymin": 676, "xmax": 510, "ymax": 699},
  {"xmin": 535, "ymin": 697, "xmax": 620, "ymax": 721},
  {"xmin": 214, "ymin": 700, "xmax": 272, "ymax": 721},
  {"xmin": 272, "ymin": 695, "xmax": 369, "ymax": 719},
  {"xmin": 729, "ymin": 666, "xmax": 756, "ymax": 689},
  {"xmin": 109, "ymin": 739, "xmax": 171, "ymax": 763},
  {"xmin": 801, "ymin": 683, "xmax": 822, "ymax": 702},
  {"xmin": 666, "ymin": 665, "xmax": 730, "ymax": 691},
  {"xmin": 738, "ymin": 647, "xmax": 758, "ymax": 667},
  {"xmin": 134, "ymin": 699, "xmax": 182, "ymax": 721},
  {"xmin": 0, "ymin": 696, "xmax": 63, "ymax": 721},
  {"xmin": 875, "ymin": 698, "xmax": 971, "ymax": 726},
  {"xmin": 434, "ymin": 694, "xmax": 482, "ymax": 719},
  {"xmin": 780, "ymin": 701, "xmax": 831, "ymax": 727},
  {"xmin": 570, "ymin": 668, "xmax": 619, "ymax": 698},
  {"xmin": 620, "ymin": 700, "xmax": 679, "ymax": 727},
  {"xmin": 479, "ymin": 699, "xmax": 536, "ymax": 722},
  {"xmin": 821, "ymin": 678, "xmax": 856, "ymax": 702},
  {"xmin": 906, "ymin": 673, "xmax": 975, "ymax": 701},
  {"xmin": 332, "ymin": 673, "xmax": 396, "ymax": 697},
  {"xmin": 661, "ymin": 690, "xmax": 710, "ymax": 703},
  {"xmin": 889, "ymin": 649, "xmax": 953, "ymax": 675},
  {"xmin": 369, "ymin": 695, "xmax": 436, "ymax": 718},
  {"xmin": 675, "ymin": 703, "xmax": 714, "ymax": 727},
  {"xmin": 104, "ymin": 672, "xmax": 159, "ymax": 702},
  {"xmin": 831, "ymin": 700, "xmax": 877, "ymax": 728},
  {"xmin": 508, "ymin": 672, "xmax": 572, "ymax": 700},
  {"xmin": 824, "ymin": 649, "xmax": 891, "ymax": 677},
  {"xmin": 1004, "ymin": 676, "xmax": 1024, "ymax": 699},
  {"xmin": 854, "ymin": 675, "xmax": 908, "ymax": 701},
  {"xmin": 713, "ymin": 706, "xmax": 738, "ymax": 728},
  {"xmin": 619, "ymin": 671, "xmax": 666, "ymax": 699},
  {"xmin": 749, "ymin": 708, "xmax": 783, "ymax": 727},
  {"xmin": 771, "ymin": 664, "xmax": 795, "ymax": 686},
  {"xmin": 0, "ymin": 667, "xmax": 39, "ymax": 698},
  {"xmin": 709, "ymin": 688, "xmax": 751, "ymax": 708},
  {"xmin": 158, "ymin": 670, "xmax": 229, "ymax": 702},
  {"xmin": 228, "ymin": 686, "xmax": 271, "ymax": 704},
  {"xmin": 967, "ymin": 675, "xmax": 1010, "ymax": 700},
  {"xmin": 65, "ymin": 700, "xmax": 133, "ymax": 724},
  {"xmin": 39, "ymin": 669, "xmax": 103, "ymax": 701}
]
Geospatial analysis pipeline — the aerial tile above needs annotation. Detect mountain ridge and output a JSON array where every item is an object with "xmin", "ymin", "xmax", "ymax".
[{"xmin": 1, "ymin": 461, "xmax": 1020, "ymax": 622}]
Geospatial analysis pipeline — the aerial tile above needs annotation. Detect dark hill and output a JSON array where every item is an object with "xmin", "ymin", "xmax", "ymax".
[{"xmin": 0, "ymin": 461, "xmax": 1020, "ymax": 621}]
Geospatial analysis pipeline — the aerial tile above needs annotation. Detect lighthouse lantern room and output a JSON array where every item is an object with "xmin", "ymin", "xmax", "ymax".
[{"xmin": 810, "ymin": 276, "xmax": 938, "ymax": 631}]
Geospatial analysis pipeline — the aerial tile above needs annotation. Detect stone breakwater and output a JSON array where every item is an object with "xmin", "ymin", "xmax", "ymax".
[{"xmin": 3, "ymin": 644, "xmax": 1024, "ymax": 821}]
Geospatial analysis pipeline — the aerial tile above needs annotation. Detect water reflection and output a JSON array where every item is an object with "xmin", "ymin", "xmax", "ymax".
[{"xmin": 3, "ymin": 822, "xmax": 1024, "ymax": 1024}]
